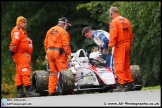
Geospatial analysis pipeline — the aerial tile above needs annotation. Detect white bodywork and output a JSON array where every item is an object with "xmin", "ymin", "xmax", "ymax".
[
  {"xmin": 69, "ymin": 49, "xmax": 99, "ymax": 85},
  {"xmin": 69, "ymin": 49, "xmax": 115, "ymax": 87}
]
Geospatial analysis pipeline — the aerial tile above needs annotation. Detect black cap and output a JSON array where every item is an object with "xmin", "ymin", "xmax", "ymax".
[{"xmin": 58, "ymin": 17, "xmax": 72, "ymax": 26}]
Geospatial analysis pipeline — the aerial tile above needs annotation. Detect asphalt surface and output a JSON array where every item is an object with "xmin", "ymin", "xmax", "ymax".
[{"xmin": 2, "ymin": 89, "xmax": 161, "ymax": 107}]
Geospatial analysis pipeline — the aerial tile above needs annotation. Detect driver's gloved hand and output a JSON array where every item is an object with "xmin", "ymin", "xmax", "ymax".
[
  {"xmin": 106, "ymin": 46, "xmax": 112, "ymax": 55},
  {"xmin": 67, "ymin": 55, "xmax": 72, "ymax": 62}
]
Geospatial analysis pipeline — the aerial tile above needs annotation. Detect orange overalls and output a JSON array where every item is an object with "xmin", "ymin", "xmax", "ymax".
[
  {"xmin": 9, "ymin": 26, "xmax": 33, "ymax": 87},
  {"xmin": 108, "ymin": 14, "xmax": 134, "ymax": 85},
  {"xmin": 44, "ymin": 25, "xmax": 71, "ymax": 94}
]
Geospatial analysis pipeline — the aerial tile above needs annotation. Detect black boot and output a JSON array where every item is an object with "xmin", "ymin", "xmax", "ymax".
[
  {"xmin": 125, "ymin": 82, "xmax": 134, "ymax": 91},
  {"xmin": 113, "ymin": 84, "xmax": 127, "ymax": 92},
  {"xmin": 17, "ymin": 89, "xmax": 26, "ymax": 98},
  {"xmin": 26, "ymin": 87, "xmax": 40, "ymax": 97}
]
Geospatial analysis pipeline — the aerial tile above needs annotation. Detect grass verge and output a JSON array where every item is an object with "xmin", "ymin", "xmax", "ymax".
[{"xmin": 142, "ymin": 85, "xmax": 161, "ymax": 90}]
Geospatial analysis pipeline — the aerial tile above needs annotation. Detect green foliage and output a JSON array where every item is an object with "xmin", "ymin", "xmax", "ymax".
[
  {"xmin": 142, "ymin": 85, "xmax": 161, "ymax": 90},
  {"xmin": 77, "ymin": 1, "xmax": 114, "ymax": 30}
]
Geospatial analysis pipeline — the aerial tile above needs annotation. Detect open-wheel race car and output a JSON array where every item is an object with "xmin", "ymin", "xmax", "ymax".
[
  {"xmin": 85, "ymin": 45, "xmax": 143, "ymax": 91},
  {"xmin": 31, "ymin": 46, "xmax": 142, "ymax": 96}
]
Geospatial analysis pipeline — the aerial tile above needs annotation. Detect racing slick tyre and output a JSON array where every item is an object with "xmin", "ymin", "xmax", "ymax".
[
  {"xmin": 130, "ymin": 65, "xmax": 143, "ymax": 90},
  {"xmin": 58, "ymin": 70, "xmax": 74, "ymax": 95},
  {"xmin": 31, "ymin": 70, "xmax": 49, "ymax": 96}
]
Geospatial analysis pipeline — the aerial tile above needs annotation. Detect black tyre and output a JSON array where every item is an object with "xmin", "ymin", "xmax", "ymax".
[
  {"xmin": 99, "ymin": 89, "xmax": 108, "ymax": 93},
  {"xmin": 58, "ymin": 70, "xmax": 74, "ymax": 95},
  {"xmin": 32, "ymin": 70, "xmax": 49, "ymax": 96},
  {"xmin": 130, "ymin": 65, "xmax": 143, "ymax": 90}
]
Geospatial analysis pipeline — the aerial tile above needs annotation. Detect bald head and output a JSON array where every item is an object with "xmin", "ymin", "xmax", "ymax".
[
  {"xmin": 109, "ymin": 6, "xmax": 119, "ymax": 19},
  {"xmin": 109, "ymin": 6, "xmax": 119, "ymax": 14}
]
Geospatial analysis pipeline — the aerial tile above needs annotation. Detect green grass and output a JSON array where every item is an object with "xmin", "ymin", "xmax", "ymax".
[{"xmin": 142, "ymin": 85, "xmax": 161, "ymax": 90}]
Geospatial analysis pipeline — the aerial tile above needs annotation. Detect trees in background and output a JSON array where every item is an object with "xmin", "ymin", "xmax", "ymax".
[{"xmin": 1, "ymin": 1, "xmax": 161, "ymax": 98}]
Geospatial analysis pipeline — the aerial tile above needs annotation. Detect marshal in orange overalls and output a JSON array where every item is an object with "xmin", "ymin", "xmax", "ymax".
[
  {"xmin": 10, "ymin": 16, "xmax": 40, "ymax": 98},
  {"xmin": 108, "ymin": 14, "xmax": 134, "ymax": 85},
  {"xmin": 10, "ymin": 17, "xmax": 33, "ymax": 88},
  {"xmin": 44, "ymin": 25, "xmax": 71, "ymax": 94}
]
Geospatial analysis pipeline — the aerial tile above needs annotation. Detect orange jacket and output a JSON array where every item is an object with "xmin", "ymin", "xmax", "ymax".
[
  {"xmin": 44, "ymin": 25, "xmax": 71, "ymax": 55},
  {"xmin": 108, "ymin": 14, "xmax": 133, "ymax": 47},
  {"xmin": 10, "ymin": 26, "xmax": 33, "ymax": 54}
]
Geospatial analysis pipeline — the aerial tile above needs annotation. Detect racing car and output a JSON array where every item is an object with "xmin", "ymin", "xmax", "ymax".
[
  {"xmin": 31, "ymin": 47, "xmax": 142, "ymax": 96},
  {"xmin": 85, "ymin": 45, "xmax": 143, "ymax": 91}
]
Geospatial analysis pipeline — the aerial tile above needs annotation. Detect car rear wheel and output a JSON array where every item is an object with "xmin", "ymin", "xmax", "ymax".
[
  {"xmin": 31, "ymin": 70, "xmax": 49, "ymax": 96},
  {"xmin": 130, "ymin": 65, "xmax": 143, "ymax": 90}
]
